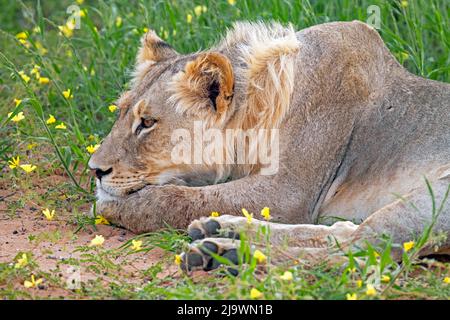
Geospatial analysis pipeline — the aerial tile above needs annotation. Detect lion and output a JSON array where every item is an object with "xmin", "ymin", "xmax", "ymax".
[{"xmin": 89, "ymin": 21, "xmax": 450, "ymax": 271}]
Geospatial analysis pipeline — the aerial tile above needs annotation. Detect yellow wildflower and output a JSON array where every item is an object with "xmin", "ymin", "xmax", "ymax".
[
  {"xmin": 381, "ymin": 275, "xmax": 391, "ymax": 283},
  {"xmin": 280, "ymin": 271, "xmax": 293, "ymax": 281},
  {"xmin": 86, "ymin": 144, "xmax": 100, "ymax": 154},
  {"xmin": 228, "ymin": 0, "xmax": 236, "ymax": 5},
  {"xmin": 31, "ymin": 65, "xmax": 40, "ymax": 78},
  {"xmin": 443, "ymin": 277, "xmax": 450, "ymax": 284},
  {"xmin": 95, "ymin": 215, "xmax": 110, "ymax": 225},
  {"xmin": 194, "ymin": 5, "xmax": 207, "ymax": 16},
  {"xmin": 210, "ymin": 211, "xmax": 220, "ymax": 218},
  {"xmin": 242, "ymin": 208, "xmax": 253, "ymax": 224},
  {"xmin": 76, "ymin": 0, "xmax": 84, "ymax": 4},
  {"xmin": 58, "ymin": 23, "xmax": 74, "ymax": 38},
  {"xmin": 261, "ymin": 207, "xmax": 271, "ymax": 220},
  {"xmin": 18, "ymin": 39, "xmax": 30, "ymax": 48},
  {"xmin": 175, "ymin": 254, "xmax": 182, "ymax": 266},
  {"xmin": 63, "ymin": 89, "xmax": 73, "ymax": 99},
  {"xmin": 42, "ymin": 208, "xmax": 55, "ymax": 221},
  {"xmin": 186, "ymin": 14, "xmax": 193, "ymax": 24},
  {"xmin": 27, "ymin": 143, "xmax": 37, "ymax": 150},
  {"xmin": 8, "ymin": 156, "xmax": 20, "ymax": 169},
  {"xmin": 8, "ymin": 111, "xmax": 25, "ymax": 122},
  {"xmin": 253, "ymin": 250, "xmax": 267, "ymax": 264},
  {"xmin": 24, "ymin": 275, "xmax": 43, "ymax": 288},
  {"xmin": 131, "ymin": 239, "xmax": 143, "ymax": 251},
  {"xmin": 143, "ymin": 27, "xmax": 149, "ymax": 33},
  {"xmin": 401, "ymin": 0, "xmax": 408, "ymax": 8},
  {"xmin": 46, "ymin": 114, "xmax": 56, "ymax": 124},
  {"xmin": 90, "ymin": 235, "xmax": 105, "ymax": 246},
  {"xmin": 20, "ymin": 164, "xmax": 37, "ymax": 173},
  {"xmin": 403, "ymin": 241, "xmax": 415, "ymax": 252},
  {"xmin": 15, "ymin": 254, "xmax": 28, "ymax": 269},
  {"xmin": 14, "ymin": 98, "xmax": 22, "ymax": 107},
  {"xmin": 250, "ymin": 288, "xmax": 263, "ymax": 299},
  {"xmin": 16, "ymin": 31, "xmax": 28, "ymax": 40},
  {"xmin": 365, "ymin": 284, "xmax": 377, "ymax": 297},
  {"xmin": 108, "ymin": 104, "xmax": 118, "ymax": 113},
  {"xmin": 18, "ymin": 71, "xmax": 31, "ymax": 83},
  {"xmin": 356, "ymin": 279, "xmax": 363, "ymax": 288},
  {"xmin": 38, "ymin": 77, "xmax": 50, "ymax": 85},
  {"xmin": 55, "ymin": 122, "xmax": 67, "ymax": 130},
  {"xmin": 346, "ymin": 293, "xmax": 358, "ymax": 300},
  {"xmin": 115, "ymin": 16, "xmax": 123, "ymax": 28}
]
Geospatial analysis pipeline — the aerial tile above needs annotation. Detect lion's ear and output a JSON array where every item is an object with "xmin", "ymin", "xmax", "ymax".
[
  {"xmin": 171, "ymin": 52, "xmax": 234, "ymax": 117},
  {"xmin": 137, "ymin": 30, "xmax": 178, "ymax": 64}
]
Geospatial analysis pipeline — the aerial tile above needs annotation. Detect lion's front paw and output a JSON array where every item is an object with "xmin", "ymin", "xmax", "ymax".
[
  {"xmin": 187, "ymin": 215, "xmax": 243, "ymax": 241},
  {"xmin": 180, "ymin": 238, "xmax": 242, "ymax": 275}
]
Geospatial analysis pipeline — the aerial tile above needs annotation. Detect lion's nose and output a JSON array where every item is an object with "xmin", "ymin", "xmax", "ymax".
[{"xmin": 89, "ymin": 167, "xmax": 113, "ymax": 180}]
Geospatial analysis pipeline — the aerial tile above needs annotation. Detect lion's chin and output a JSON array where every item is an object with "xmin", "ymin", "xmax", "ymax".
[{"xmin": 95, "ymin": 182, "xmax": 149, "ymax": 202}]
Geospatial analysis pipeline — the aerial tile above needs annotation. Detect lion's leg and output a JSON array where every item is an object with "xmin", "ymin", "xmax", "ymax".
[
  {"xmin": 182, "ymin": 176, "xmax": 450, "ymax": 271},
  {"xmin": 95, "ymin": 172, "xmax": 316, "ymax": 233},
  {"xmin": 349, "ymin": 175, "xmax": 450, "ymax": 258}
]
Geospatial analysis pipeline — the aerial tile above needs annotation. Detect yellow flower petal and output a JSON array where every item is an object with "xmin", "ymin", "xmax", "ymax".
[
  {"xmin": 46, "ymin": 114, "xmax": 56, "ymax": 124},
  {"xmin": 365, "ymin": 284, "xmax": 377, "ymax": 297},
  {"xmin": 86, "ymin": 144, "xmax": 100, "ymax": 154},
  {"xmin": 443, "ymin": 277, "xmax": 450, "ymax": 284},
  {"xmin": 20, "ymin": 164, "xmax": 37, "ymax": 173},
  {"xmin": 186, "ymin": 14, "xmax": 193, "ymax": 23},
  {"xmin": 15, "ymin": 253, "xmax": 28, "ymax": 269},
  {"xmin": 242, "ymin": 208, "xmax": 253, "ymax": 224},
  {"xmin": 42, "ymin": 208, "xmax": 55, "ymax": 221},
  {"xmin": 403, "ymin": 241, "xmax": 415, "ymax": 252},
  {"xmin": 62, "ymin": 89, "xmax": 73, "ymax": 99},
  {"xmin": 108, "ymin": 104, "xmax": 118, "ymax": 113},
  {"xmin": 38, "ymin": 77, "xmax": 50, "ymax": 85},
  {"xmin": 55, "ymin": 122, "xmax": 67, "ymax": 130},
  {"xmin": 210, "ymin": 211, "xmax": 220, "ymax": 218},
  {"xmin": 14, "ymin": 98, "xmax": 22, "ymax": 107},
  {"xmin": 95, "ymin": 215, "xmax": 110, "ymax": 225},
  {"xmin": 261, "ymin": 207, "xmax": 271, "ymax": 220},
  {"xmin": 381, "ymin": 275, "xmax": 391, "ymax": 283},
  {"xmin": 175, "ymin": 254, "xmax": 182, "ymax": 266},
  {"xmin": 131, "ymin": 240, "xmax": 143, "ymax": 251},
  {"xmin": 8, "ymin": 111, "xmax": 25, "ymax": 122},
  {"xmin": 228, "ymin": 0, "xmax": 236, "ymax": 5},
  {"xmin": 16, "ymin": 31, "xmax": 28, "ymax": 40},
  {"xmin": 280, "ymin": 271, "xmax": 293, "ymax": 281},
  {"xmin": 253, "ymin": 249, "xmax": 267, "ymax": 264},
  {"xmin": 90, "ymin": 235, "xmax": 105, "ymax": 246},
  {"xmin": 346, "ymin": 293, "xmax": 358, "ymax": 300},
  {"xmin": 8, "ymin": 156, "xmax": 20, "ymax": 169},
  {"xmin": 250, "ymin": 288, "xmax": 263, "ymax": 299}
]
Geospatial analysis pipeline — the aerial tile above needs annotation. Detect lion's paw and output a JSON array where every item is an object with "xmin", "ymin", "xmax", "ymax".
[
  {"xmin": 187, "ymin": 215, "xmax": 241, "ymax": 242},
  {"xmin": 180, "ymin": 238, "xmax": 242, "ymax": 275}
]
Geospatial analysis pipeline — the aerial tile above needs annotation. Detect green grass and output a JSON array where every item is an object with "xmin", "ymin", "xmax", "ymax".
[{"xmin": 0, "ymin": 0, "xmax": 449, "ymax": 299}]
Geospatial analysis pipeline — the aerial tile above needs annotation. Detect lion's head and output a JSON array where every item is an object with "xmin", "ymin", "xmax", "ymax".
[{"xmin": 89, "ymin": 22, "xmax": 299, "ymax": 199}]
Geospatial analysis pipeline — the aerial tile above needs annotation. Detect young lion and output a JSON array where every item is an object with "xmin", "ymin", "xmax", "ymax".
[{"xmin": 89, "ymin": 21, "xmax": 450, "ymax": 270}]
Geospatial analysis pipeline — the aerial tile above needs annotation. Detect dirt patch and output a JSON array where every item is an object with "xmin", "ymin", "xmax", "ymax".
[{"xmin": 0, "ymin": 174, "xmax": 182, "ymax": 298}]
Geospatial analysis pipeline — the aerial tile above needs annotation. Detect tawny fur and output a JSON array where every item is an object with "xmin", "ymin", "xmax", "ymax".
[{"xmin": 89, "ymin": 21, "xmax": 450, "ymax": 262}]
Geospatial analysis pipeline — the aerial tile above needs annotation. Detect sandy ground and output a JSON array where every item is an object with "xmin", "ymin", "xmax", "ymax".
[{"xmin": 0, "ymin": 174, "xmax": 183, "ymax": 298}]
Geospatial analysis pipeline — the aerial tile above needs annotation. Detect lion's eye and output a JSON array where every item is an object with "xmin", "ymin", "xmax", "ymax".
[{"xmin": 135, "ymin": 117, "xmax": 157, "ymax": 135}]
